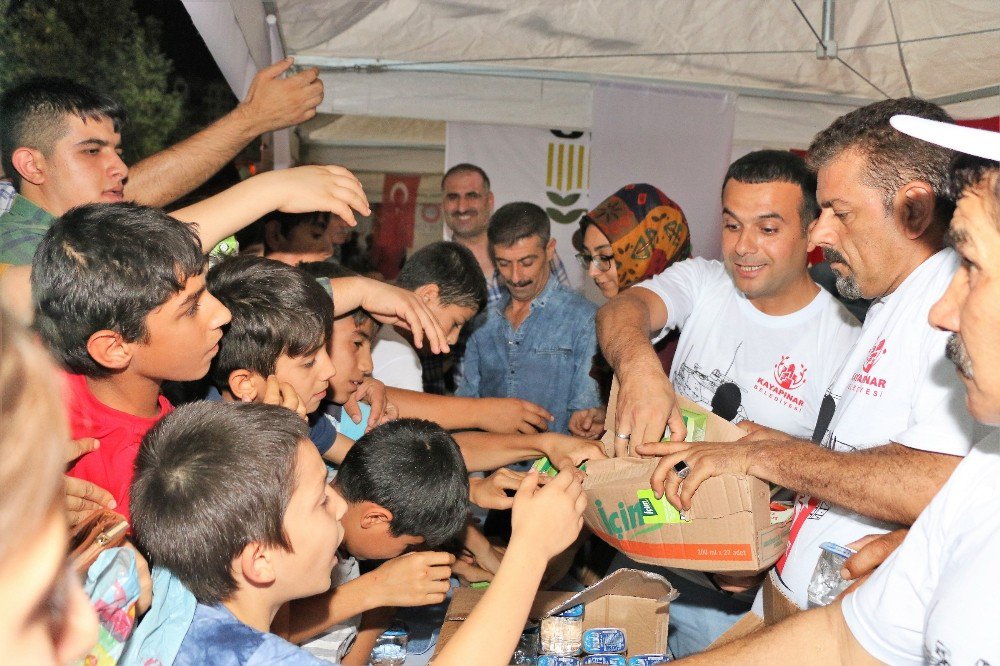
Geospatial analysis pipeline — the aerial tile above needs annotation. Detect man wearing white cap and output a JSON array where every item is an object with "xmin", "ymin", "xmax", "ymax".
[
  {"xmin": 638, "ymin": 97, "xmax": 979, "ymax": 613},
  {"xmin": 670, "ymin": 115, "xmax": 1000, "ymax": 661}
]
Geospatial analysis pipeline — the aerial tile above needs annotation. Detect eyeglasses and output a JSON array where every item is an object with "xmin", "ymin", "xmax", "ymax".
[{"xmin": 575, "ymin": 252, "xmax": 614, "ymax": 272}]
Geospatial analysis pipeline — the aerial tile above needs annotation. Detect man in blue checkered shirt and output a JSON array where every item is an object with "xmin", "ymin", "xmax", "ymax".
[{"xmin": 421, "ymin": 163, "xmax": 570, "ymax": 393}]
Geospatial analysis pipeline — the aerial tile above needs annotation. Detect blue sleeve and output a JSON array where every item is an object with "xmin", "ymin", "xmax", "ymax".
[
  {"xmin": 308, "ymin": 413, "xmax": 338, "ymax": 455},
  {"xmin": 455, "ymin": 327, "xmax": 484, "ymax": 398}
]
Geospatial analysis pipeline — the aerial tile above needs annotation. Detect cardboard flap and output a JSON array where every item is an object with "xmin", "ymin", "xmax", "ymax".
[{"xmin": 542, "ymin": 568, "xmax": 678, "ymax": 618}]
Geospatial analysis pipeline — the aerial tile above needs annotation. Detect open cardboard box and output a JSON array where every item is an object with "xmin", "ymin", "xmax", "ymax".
[
  {"xmin": 431, "ymin": 569, "xmax": 677, "ymax": 661},
  {"xmin": 581, "ymin": 380, "xmax": 792, "ymax": 573}
]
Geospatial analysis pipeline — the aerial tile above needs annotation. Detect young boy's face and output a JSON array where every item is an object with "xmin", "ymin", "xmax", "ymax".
[
  {"xmin": 427, "ymin": 297, "xmax": 477, "ymax": 346},
  {"xmin": 270, "ymin": 439, "xmax": 348, "ymax": 599},
  {"xmin": 35, "ymin": 114, "xmax": 128, "ymax": 216},
  {"xmin": 328, "ymin": 316, "xmax": 375, "ymax": 404},
  {"xmin": 271, "ymin": 346, "xmax": 336, "ymax": 414},
  {"xmin": 132, "ymin": 271, "xmax": 231, "ymax": 382},
  {"xmin": 338, "ymin": 498, "xmax": 426, "ymax": 561}
]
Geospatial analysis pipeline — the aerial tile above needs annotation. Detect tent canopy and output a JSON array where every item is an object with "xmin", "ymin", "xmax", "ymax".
[{"xmin": 185, "ymin": 0, "xmax": 998, "ymax": 169}]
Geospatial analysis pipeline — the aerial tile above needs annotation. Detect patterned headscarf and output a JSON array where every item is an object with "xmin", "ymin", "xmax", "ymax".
[{"xmin": 574, "ymin": 183, "xmax": 691, "ymax": 290}]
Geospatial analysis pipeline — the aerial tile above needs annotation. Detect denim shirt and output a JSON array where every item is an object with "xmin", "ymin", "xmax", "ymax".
[{"xmin": 456, "ymin": 276, "xmax": 601, "ymax": 434}]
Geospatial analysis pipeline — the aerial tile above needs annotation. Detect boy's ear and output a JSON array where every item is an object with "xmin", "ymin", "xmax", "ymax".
[
  {"xmin": 413, "ymin": 283, "xmax": 440, "ymax": 304},
  {"xmin": 228, "ymin": 369, "xmax": 265, "ymax": 402},
  {"xmin": 237, "ymin": 542, "xmax": 276, "ymax": 587},
  {"xmin": 263, "ymin": 219, "xmax": 284, "ymax": 251},
  {"xmin": 10, "ymin": 147, "xmax": 46, "ymax": 186},
  {"xmin": 359, "ymin": 502, "xmax": 394, "ymax": 530},
  {"xmin": 86, "ymin": 330, "xmax": 134, "ymax": 371}
]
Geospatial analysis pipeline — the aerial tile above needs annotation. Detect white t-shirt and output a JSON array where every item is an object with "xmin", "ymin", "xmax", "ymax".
[
  {"xmin": 769, "ymin": 249, "xmax": 977, "ymax": 610},
  {"xmin": 371, "ymin": 325, "xmax": 424, "ymax": 392},
  {"xmin": 302, "ymin": 555, "xmax": 361, "ymax": 662},
  {"xmin": 638, "ymin": 257, "xmax": 861, "ymax": 438},
  {"xmin": 842, "ymin": 429, "xmax": 1000, "ymax": 664}
]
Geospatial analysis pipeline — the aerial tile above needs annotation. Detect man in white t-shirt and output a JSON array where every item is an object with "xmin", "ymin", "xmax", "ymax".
[
  {"xmin": 671, "ymin": 111, "xmax": 1000, "ymax": 664},
  {"xmin": 636, "ymin": 98, "xmax": 976, "ymax": 624},
  {"xmin": 596, "ymin": 150, "xmax": 860, "ymax": 654}
]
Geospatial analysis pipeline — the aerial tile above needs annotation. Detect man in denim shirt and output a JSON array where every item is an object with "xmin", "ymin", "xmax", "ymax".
[{"xmin": 457, "ymin": 202, "xmax": 601, "ymax": 436}]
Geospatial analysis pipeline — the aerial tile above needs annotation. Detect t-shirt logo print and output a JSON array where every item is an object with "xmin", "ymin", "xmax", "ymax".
[
  {"xmin": 773, "ymin": 355, "xmax": 807, "ymax": 390},
  {"xmin": 862, "ymin": 339, "xmax": 888, "ymax": 373}
]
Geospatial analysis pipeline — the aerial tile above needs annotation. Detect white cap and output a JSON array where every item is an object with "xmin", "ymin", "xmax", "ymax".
[{"xmin": 890, "ymin": 115, "xmax": 1000, "ymax": 162}]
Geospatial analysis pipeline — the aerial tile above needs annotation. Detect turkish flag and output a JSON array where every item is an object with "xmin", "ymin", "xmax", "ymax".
[{"xmin": 373, "ymin": 174, "xmax": 420, "ymax": 279}]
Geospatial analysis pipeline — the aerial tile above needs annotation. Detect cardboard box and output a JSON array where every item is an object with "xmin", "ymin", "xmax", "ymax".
[
  {"xmin": 432, "ymin": 569, "xmax": 677, "ymax": 661},
  {"xmin": 581, "ymin": 381, "xmax": 792, "ymax": 573}
]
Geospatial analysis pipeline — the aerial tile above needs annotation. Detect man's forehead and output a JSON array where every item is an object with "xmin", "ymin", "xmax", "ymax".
[
  {"xmin": 443, "ymin": 171, "xmax": 487, "ymax": 192},
  {"xmin": 492, "ymin": 236, "xmax": 546, "ymax": 260}
]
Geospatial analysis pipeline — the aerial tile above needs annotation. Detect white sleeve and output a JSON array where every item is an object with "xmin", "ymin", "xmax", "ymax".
[
  {"xmin": 371, "ymin": 338, "xmax": 425, "ymax": 392},
  {"xmin": 841, "ymin": 458, "xmax": 953, "ymax": 665},
  {"xmin": 633, "ymin": 257, "xmax": 722, "ymax": 341},
  {"xmin": 893, "ymin": 328, "xmax": 976, "ymax": 456}
]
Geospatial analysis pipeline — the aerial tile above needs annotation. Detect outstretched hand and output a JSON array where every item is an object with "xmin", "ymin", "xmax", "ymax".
[
  {"xmin": 510, "ymin": 470, "xmax": 586, "ymax": 561},
  {"xmin": 614, "ymin": 367, "xmax": 686, "ymax": 457},
  {"xmin": 238, "ymin": 58, "xmax": 324, "ymax": 134}
]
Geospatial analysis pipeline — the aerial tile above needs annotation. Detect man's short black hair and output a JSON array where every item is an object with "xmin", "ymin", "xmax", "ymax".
[
  {"xmin": 949, "ymin": 154, "xmax": 1000, "ymax": 232},
  {"xmin": 396, "ymin": 241, "xmax": 487, "ymax": 312},
  {"xmin": 207, "ymin": 256, "xmax": 333, "ymax": 389},
  {"xmin": 808, "ymin": 97, "xmax": 956, "ymax": 231},
  {"xmin": 335, "ymin": 418, "xmax": 469, "ymax": 548},
  {"xmin": 299, "ymin": 261, "xmax": 377, "ymax": 328},
  {"xmin": 131, "ymin": 401, "xmax": 307, "ymax": 605},
  {"xmin": 441, "ymin": 163, "xmax": 490, "ymax": 191},
  {"xmin": 487, "ymin": 202, "xmax": 551, "ymax": 256},
  {"xmin": 724, "ymin": 150, "xmax": 819, "ymax": 229},
  {"xmin": 0, "ymin": 76, "xmax": 125, "ymax": 190},
  {"xmin": 32, "ymin": 202, "xmax": 205, "ymax": 378}
]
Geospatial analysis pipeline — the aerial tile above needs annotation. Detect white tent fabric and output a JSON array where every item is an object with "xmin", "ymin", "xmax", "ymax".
[
  {"xmin": 183, "ymin": 0, "xmax": 998, "ymax": 177},
  {"xmin": 273, "ymin": 0, "xmax": 998, "ymax": 145}
]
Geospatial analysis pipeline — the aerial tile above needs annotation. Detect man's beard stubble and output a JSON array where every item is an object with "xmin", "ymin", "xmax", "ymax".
[{"xmin": 822, "ymin": 247, "xmax": 865, "ymax": 301}]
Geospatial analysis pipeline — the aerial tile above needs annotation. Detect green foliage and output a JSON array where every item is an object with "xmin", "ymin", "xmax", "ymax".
[{"xmin": 0, "ymin": 0, "xmax": 185, "ymax": 164}]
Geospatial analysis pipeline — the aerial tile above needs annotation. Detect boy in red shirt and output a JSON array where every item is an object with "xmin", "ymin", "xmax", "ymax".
[{"xmin": 33, "ymin": 203, "xmax": 230, "ymax": 522}]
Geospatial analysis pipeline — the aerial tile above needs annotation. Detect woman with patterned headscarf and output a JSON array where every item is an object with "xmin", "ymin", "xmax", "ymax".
[
  {"xmin": 566, "ymin": 184, "xmax": 692, "ymax": 439},
  {"xmin": 573, "ymin": 183, "xmax": 692, "ymax": 298}
]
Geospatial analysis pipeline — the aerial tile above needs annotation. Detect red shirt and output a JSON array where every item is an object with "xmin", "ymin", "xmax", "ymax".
[{"xmin": 64, "ymin": 373, "xmax": 173, "ymax": 523}]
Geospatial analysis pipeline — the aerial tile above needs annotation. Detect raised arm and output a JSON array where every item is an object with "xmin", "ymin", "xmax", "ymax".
[
  {"xmin": 329, "ymin": 277, "xmax": 448, "ymax": 355},
  {"xmin": 434, "ymin": 470, "xmax": 586, "ymax": 666},
  {"xmin": 125, "ymin": 59, "xmax": 322, "ymax": 207},
  {"xmin": 596, "ymin": 285, "xmax": 686, "ymax": 454},
  {"xmin": 171, "ymin": 165, "xmax": 369, "ymax": 251},
  {"xmin": 642, "ymin": 437, "xmax": 961, "ymax": 525}
]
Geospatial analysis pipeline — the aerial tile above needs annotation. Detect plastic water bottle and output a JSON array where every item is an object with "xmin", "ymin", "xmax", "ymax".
[{"xmin": 370, "ymin": 627, "xmax": 408, "ymax": 666}]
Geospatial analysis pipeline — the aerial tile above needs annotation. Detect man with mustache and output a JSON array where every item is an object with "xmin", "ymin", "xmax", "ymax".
[
  {"xmin": 637, "ymin": 98, "xmax": 978, "ymax": 620},
  {"xmin": 456, "ymin": 201, "xmax": 601, "ymax": 438},
  {"xmin": 669, "ymin": 113, "xmax": 1000, "ymax": 665},
  {"xmin": 422, "ymin": 163, "xmax": 572, "ymax": 395},
  {"xmin": 594, "ymin": 150, "xmax": 861, "ymax": 655}
]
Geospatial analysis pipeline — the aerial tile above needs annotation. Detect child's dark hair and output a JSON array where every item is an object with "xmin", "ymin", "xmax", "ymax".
[
  {"xmin": 207, "ymin": 256, "xmax": 333, "ymax": 389},
  {"xmin": 131, "ymin": 401, "xmax": 307, "ymax": 605},
  {"xmin": 335, "ymin": 418, "xmax": 469, "ymax": 548},
  {"xmin": 262, "ymin": 211, "xmax": 326, "ymax": 248},
  {"xmin": 32, "ymin": 202, "xmax": 205, "ymax": 377},
  {"xmin": 0, "ymin": 76, "xmax": 125, "ymax": 189},
  {"xmin": 396, "ymin": 241, "xmax": 487, "ymax": 312},
  {"xmin": 299, "ymin": 260, "xmax": 377, "ymax": 329}
]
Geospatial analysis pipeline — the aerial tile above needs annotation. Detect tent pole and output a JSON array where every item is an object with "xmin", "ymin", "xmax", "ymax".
[{"xmin": 817, "ymin": 0, "xmax": 838, "ymax": 59}]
